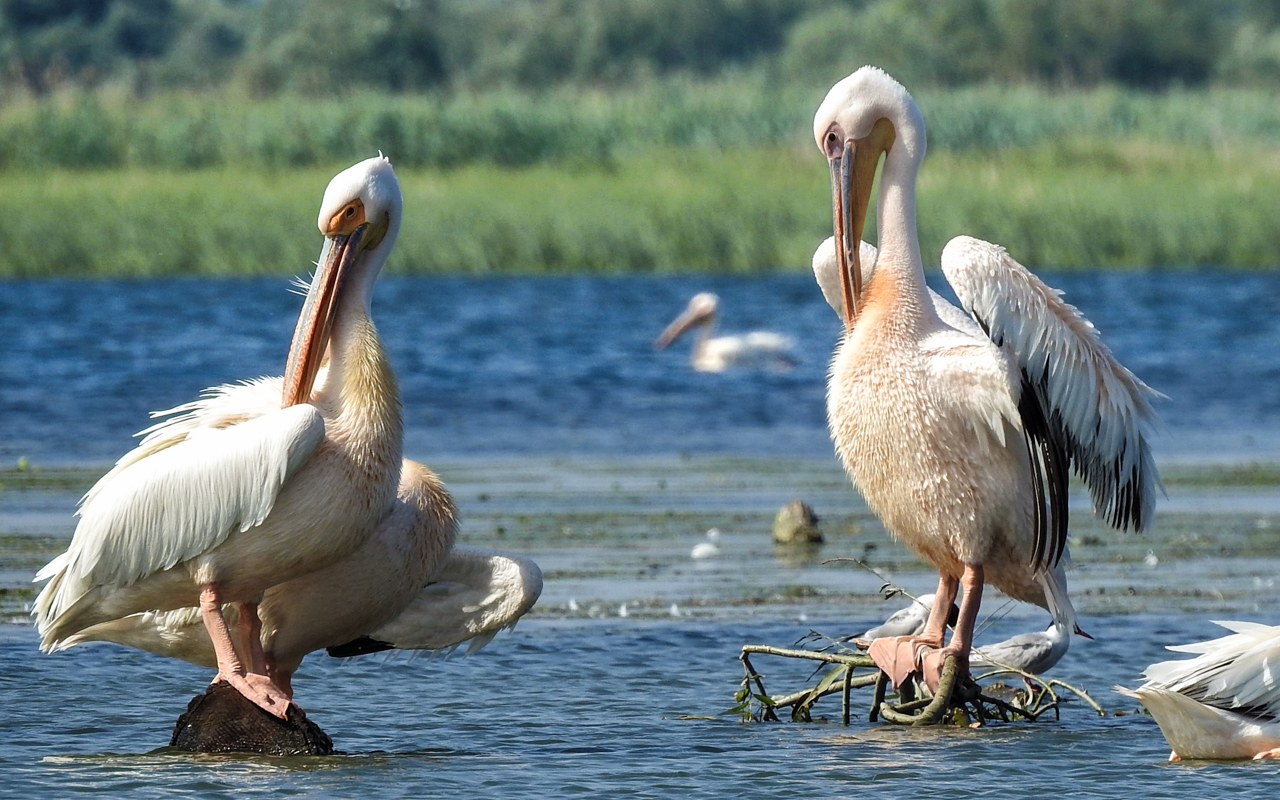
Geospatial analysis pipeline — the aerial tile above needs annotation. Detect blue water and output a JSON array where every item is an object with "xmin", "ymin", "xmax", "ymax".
[
  {"xmin": 5, "ymin": 270, "xmax": 1280, "ymax": 465},
  {"xmin": 4, "ymin": 271, "xmax": 1280, "ymax": 797},
  {"xmin": 3, "ymin": 614, "xmax": 1278, "ymax": 798}
]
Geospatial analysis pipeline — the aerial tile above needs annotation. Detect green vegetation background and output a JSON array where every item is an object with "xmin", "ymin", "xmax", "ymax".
[{"xmin": 5, "ymin": 0, "xmax": 1280, "ymax": 275}]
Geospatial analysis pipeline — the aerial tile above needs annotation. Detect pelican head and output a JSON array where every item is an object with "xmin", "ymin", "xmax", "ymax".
[
  {"xmin": 813, "ymin": 66, "xmax": 924, "ymax": 328},
  {"xmin": 655, "ymin": 292, "xmax": 720, "ymax": 350},
  {"xmin": 282, "ymin": 155, "xmax": 404, "ymax": 406}
]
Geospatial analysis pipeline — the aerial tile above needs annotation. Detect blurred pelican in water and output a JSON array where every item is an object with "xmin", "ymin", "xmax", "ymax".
[
  {"xmin": 813, "ymin": 67, "xmax": 1160, "ymax": 691},
  {"xmin": 34, "ymin": 156, "xmax": 408, "ymax": 717},
  {"xmin": 1118, "ymin": 621, "xmax": 1280, "ymax": 761},
  {"xmin": 656, "ymin": 292, "xmax": 795, "ymax": 372}
]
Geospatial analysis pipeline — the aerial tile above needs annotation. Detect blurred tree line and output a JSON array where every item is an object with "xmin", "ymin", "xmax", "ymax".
[{"xmin": 5, "ymin": 0, "xmax": 1280, "ymax": 96}]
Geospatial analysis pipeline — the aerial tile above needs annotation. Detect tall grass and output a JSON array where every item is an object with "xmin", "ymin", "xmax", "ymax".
[
  {"xmin": 5, "ymin": 141, "xmax": 1279, "ymax": 277},
  {"xmin": 4, "ymin": 81, "xmax": 1280, "ymax": 171}
]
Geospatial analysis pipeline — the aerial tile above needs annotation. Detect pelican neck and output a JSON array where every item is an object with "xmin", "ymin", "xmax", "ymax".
[{"xmin": 867, "ymin": 131, "xmax": 937, "ymax": 324}]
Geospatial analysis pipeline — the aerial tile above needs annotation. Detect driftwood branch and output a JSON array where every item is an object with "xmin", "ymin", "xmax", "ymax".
[{"xmin": 737, "ymin": 634, "xmax": 1105, "ymax": 728}]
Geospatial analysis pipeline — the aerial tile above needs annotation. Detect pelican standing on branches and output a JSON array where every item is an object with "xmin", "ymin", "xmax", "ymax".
[
  {"xmin": 813, "ymin": 67, "xmax": 1160, "ymax": 692},
  {"xmin": 35, "ymin": 156, "xmax": 406, "ymax": 717}
]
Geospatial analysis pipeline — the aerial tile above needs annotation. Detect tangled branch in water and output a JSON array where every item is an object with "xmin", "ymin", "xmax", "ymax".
[{"xmin": 734, "ymin": 639, "xmax": 1104, "ymax": 727}]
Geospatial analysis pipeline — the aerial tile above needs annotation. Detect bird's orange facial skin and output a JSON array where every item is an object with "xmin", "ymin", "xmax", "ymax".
[{"xmin": 325, "ymin": 199, "xmax": 367, "ymax": 237}]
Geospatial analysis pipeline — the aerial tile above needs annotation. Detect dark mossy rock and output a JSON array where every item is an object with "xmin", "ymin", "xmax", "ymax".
[
  {"xmin": 170, "ymin": 681, "xmax": 333, "ymax": 756},
  {"xmin": 772, "ymin": 499, "xmax": 824, "ymax": 544}
]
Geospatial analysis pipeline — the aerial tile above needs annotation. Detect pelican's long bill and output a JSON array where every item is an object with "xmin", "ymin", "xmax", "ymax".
[
  {"xmin": 827, "ymin": 117, "xmax": 896, "ymax": 330},
  {"xmin": 281, "ymin": 223, "xmax": 368, "ymax": 407},
  {"xmin": 655, "ymin": 303, "xmax": 711, "ymax": 350}
]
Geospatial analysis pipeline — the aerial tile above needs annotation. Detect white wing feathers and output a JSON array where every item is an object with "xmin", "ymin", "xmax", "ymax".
[
  {"xmin": 83, "ymin": 378, "xmax": 286, "ymax": 501},
  {"xmin": 362, "ymin": 546, "xmax": 543, "ymax": 655},
  {"xmin": 940, "ymin": 235, "xmax": 1162, "ymax": 533},
  {"xmin": 36, "ymin": 402, "xmax": 324, "ymax": 629},
  {"xmin": 1143, "ymin": 620, "xmax": 1280, "ymax": 719}
]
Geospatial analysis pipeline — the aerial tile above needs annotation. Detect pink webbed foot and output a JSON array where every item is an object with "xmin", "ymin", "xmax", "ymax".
[
  {"xmin": 1169, "ymin": 750, "xmax": 1181, "ymax": 762},
  {"xmin": 1253, "ymin": 748, "xmax": 1280, "ymax": 760},
  {"xmin": 216, "ymin": 670, "xmax": 294, "ymax": 719},
  {"xmin": 919, "ymin": 646, "xmax": 969, "ymax": 695},
  {"xmin": 868, "ymin": 635, "xmax": 940, "ymax": 690}
]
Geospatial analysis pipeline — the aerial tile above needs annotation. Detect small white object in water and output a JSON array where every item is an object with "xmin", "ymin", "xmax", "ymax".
[
  {"xmin": 1144, "ymin": 549, "xmax": 1160, "ymax": 568},
  {"xmin": 568, "ymin": 598, "xmax": 579, "ymax": 612},
  {"xmin": 618, "ymin": 603, "xmax": 629, "ymax": 618},
  {"xmin": 669, "ymin": 603, "xmax": 681, "ymax": 617},
  {"xmin": 691, "ymin": 528, "xmax": 722, "ymax": 559}
]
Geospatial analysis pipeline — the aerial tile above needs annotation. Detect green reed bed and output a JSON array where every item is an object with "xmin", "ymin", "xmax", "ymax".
[
  {"xmin": 4, "ymin": 82, "xmax": 1280, "ymax": 171},
  {"xmin": 6, "ymin": 141, "xmax": 1280, "ymax": 277}
]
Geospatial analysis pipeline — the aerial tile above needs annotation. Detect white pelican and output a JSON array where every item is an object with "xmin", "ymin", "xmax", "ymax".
[
  {"xmin": 63, "ymin": 465, "xmax": 541, "ymax": 697},
  {"xmin": 1118, "ymin": 621, "xmax": 1280, "ymax": 761},
  {"xmin": 34, "ymin": 156, "xmax": 406, "ymax": 717},
  {"xmin": 655, "ymin": 292, "xmax": 795, "ymax": 372},
  {"xmin": 327, "ymin": 545, "xmax": 543, "ymax": 658},
  {"xmin": 813, "ymin": 67, "xmax": 1160, "ymax": 692},
  {"xmin": 818, "ymin": 237, "xmax": 1088, "ymax": 654}
]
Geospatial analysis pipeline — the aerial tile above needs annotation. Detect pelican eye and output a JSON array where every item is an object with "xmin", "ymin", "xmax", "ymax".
[
  {"xmin": 325, "ymin": 199, "xmax": 367, "ymax": 236},
  {"xmin": 823, "ymin": 126, "xmax": 844, "ymax": 159}
]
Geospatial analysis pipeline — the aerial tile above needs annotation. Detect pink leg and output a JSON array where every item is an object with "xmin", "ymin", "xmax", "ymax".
[
  {"xmin": 920, "ymin": 563, "xmax": 983, "ymax": 693},
  {"xmin": 200, "ymin": 585, "xmax": 292, "ymax": 718},
  {"xmin": 868, "ymin": 572, "xmax": 959, "ymax": 689},
  {"xmin": 274, "ymin": 668, "xmax": 295, "ymax": 701},
  {"xmin": 1253, "ymin": 748, "xmax": 1280, "ymax": 760},
  {"xmin": 918, "ymin": 572, "xmax": 959, "ymax": 648},
  {"xmin": 237, "ymin": 601, "xmax": 267, "ymax": 676}
]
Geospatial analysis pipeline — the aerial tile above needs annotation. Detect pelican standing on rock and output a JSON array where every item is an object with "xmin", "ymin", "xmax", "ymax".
[
  {"xmin": 1118, "ymin": 621, "xmax": 1280, "ymax": 761},
  {"xmin": 62, "ymin": 459, "xmax": 542, "ymax": 697},
  {"xmin": 656, "ymin": 292, "xmax": 795, "ymax": 372},
  {"xmin": 813, "ymin": 67, "xmax": 1160, "ymax": 693},
  {"xmin": 35, "ymin": 156, "xmax": 406, "ymax": 717}
]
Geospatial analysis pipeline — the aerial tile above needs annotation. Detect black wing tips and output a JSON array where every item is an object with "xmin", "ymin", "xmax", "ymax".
[
  {"xmin": 1019, "ymin": 374, "xmax": 1070, "ymax": 572},
  {"xmin": 327, "ymin": 636, "xmax": 395, "ymax": 659}
]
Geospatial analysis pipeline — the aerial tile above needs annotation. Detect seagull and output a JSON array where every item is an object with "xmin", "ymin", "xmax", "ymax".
[
  {"xmin": 972, "ymin": 621, "xmax": 1082, "ymax": 675},
  {"xmin": 691, "ymin": 528, "xmax": 722, "ymax": 560},
  {"xmin": 840, "ymin": 593, "xmax": 960, "ymax": 643},
  {"xmin": 1118, "ymin": 620, "xmax": 1280, "ymax": 761}
]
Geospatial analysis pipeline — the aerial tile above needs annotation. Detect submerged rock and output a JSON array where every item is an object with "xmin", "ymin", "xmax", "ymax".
[
  {"xmin": 772, "ymin": 500, "xmax": 823, "ymax": 545},
  {"xmin": 170, "ymin": 681, "xmax": 334, "ymax": 756}
]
